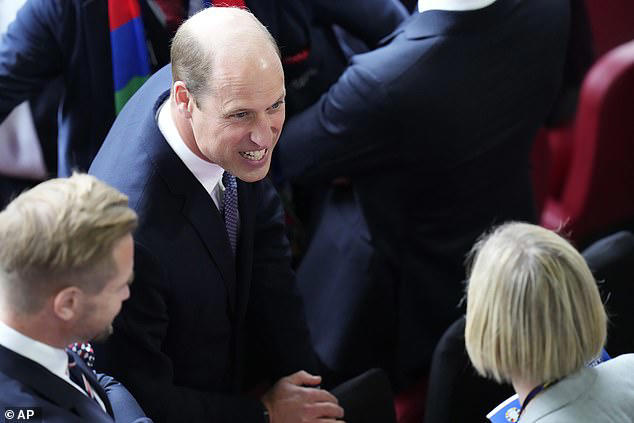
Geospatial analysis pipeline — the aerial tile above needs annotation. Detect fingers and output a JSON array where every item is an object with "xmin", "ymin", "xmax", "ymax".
[
  {"xmin": 303, "ymin": 400, "xmax": 345, "ymax": 420},
  {"xmin": 286, "ymin": 370, "xmax": 322, "ymax": 387},
  {"xmin": 302, "ymin": 386, "xmax": 339, "ymax": 405}
]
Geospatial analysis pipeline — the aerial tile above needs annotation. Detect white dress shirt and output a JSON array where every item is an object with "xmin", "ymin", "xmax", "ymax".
[
  {"xmin": 0, "ymin": 320, "xmax": 106, "ymax": 412},
  {"xmin": 418, "ymin": 0, "xmax": 497, "ymax": 13},
  {"xmin": 157, "ymin": 99, "xmax": 226, "ymax": 210}
]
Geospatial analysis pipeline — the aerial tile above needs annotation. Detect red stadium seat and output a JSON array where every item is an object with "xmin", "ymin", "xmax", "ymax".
[{"xmin": 541, "ymin": 40, "xmax": 634, "ymax": 246}]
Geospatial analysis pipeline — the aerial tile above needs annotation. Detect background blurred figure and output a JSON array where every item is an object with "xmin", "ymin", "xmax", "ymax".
[
  {"xmin": 0, "ymin": 0, "xmax": 58, "ymax": 208},
  {"xmin": 465, "ymin": 222, "xmax": 634, "ymax": 422},
  {"xmin": 0, "ymin": 174, "xmax": 151, "ymax": 422},
  {"xmin": 275, "ymin": 0, "xmax": 571, "ymax": 391}
]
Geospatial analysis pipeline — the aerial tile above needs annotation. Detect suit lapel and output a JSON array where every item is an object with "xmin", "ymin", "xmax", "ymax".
[
  {"xmin": 0, "ymin": 345, "xmax": 113, "ymax": 422},
  {"xmin": 67, "ymin": 351, "xmax": 114, "ymax": 418},
  {"xmin": 234, "ymin": 180, "xmax": 255, "ymax": 319},
  {"xmin": 182, "ymin": 182, "xmax": 238, "ymax": 312},
  {"xmin": 143, "ymin": 84, "xmax": 238, "ymax": 313}
]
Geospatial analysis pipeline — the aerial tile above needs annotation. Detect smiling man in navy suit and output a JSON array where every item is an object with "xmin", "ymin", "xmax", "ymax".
[
  {"xmin": 0, "ymin": 174, "xmax": 151, "ymax": 423},
  {"xmin": 90, "ymin": 7, "xmax": 343, "ymax": 423}
]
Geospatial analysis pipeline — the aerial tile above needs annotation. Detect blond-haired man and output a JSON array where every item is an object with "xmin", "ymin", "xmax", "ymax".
[
  {"xmin": 90, "ymin": 7, "xmax": 343, "ymax": 423},
  {"xmin": 0, "ymin": 174, "xmax": 151, "ymax": 422}
]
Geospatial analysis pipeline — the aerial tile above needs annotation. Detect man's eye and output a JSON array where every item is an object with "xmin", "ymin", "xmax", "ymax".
[
  {"xmin": 270, "ymin": 101, "xmax": 284, "ymax": 110},
  {"xmin": 232, "ymin": 111, "xmax": 248, "ymax": 119}
]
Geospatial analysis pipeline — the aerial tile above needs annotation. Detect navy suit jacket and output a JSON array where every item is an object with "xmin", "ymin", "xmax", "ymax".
[
  {"xmin": 89, "ymin": 66, "xmax": 316, "ymax": 423},
  {"xmin": 277, "ymin": 0, "xmax": 570, "ymax": 389},
  {"xmin": 0, "ymin": 0, "xmax": 116, "ymax": 176},
  {"xmin": 0, "ymin": 345, "xmax": 151, "ymax": 423}
]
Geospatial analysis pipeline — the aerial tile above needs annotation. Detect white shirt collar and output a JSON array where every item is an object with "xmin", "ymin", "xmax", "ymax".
[
  {"xmin": 0, "ymin": 320, "xmax": 107, "ymax": 410},
  {"xmin": 0, "ymin": 320, "xmax": 69, "ymax": 381},
  {"xmin": 418, "ymin": 0, "xmax": 497, "ymax": 14},
  {"xmin": 157, "ymin": 99, "xmax": 225, "ymax": 209}
]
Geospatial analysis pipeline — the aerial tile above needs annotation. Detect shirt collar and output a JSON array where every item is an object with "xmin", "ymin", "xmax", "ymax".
[
  {"xmin": 157, "ymin": 99, "xmax": 225, "ymax": 202},
  {"xmin": 0, "ymin": 320, "xmax": 69, "ymax": 381},
  {"xmin": 418, "ymin": 0, "xmax": 497, "ymax": 13}
]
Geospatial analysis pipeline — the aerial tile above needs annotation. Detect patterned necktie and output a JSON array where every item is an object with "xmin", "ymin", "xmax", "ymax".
[
  {"xmin": 67, "ymin": 342, "xmax": 96, "ymax": 368},
  {"xmin": 222, "ymin": 171, "xmax": 239, "ymax": 255}
]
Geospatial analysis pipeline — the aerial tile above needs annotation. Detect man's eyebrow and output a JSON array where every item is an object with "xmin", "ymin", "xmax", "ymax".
[
  {"xmin": 272, "ymin": 93, "xmax": 285, "ymax": 104},
  {"xmin": 223, "ymin": 93, "xmax": 286, "ymax": 116}
]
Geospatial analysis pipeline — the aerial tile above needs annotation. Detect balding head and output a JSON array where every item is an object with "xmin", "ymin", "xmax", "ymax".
[{"xmin": 171, "ymin": 7, "xmax": 280, "ymax": 106}]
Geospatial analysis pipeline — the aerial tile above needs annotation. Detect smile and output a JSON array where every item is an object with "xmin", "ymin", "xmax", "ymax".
[{"xmin": 239, "ymin": 149, "xmax": 267, "ymax": 161}]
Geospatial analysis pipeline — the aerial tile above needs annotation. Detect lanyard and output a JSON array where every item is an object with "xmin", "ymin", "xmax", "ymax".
[{"xmin": 519, "ymin": 380, "xmax": 558, "ymax": 418}]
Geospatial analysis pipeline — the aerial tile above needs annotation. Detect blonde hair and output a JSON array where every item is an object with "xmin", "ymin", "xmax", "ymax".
[
  {"xmin": 0, "ymin": 174, "xmax": 137, "ymax": 313},
  {"xmin": 464, "ymin": 222, "xmax": 607, "ymax": 385}
]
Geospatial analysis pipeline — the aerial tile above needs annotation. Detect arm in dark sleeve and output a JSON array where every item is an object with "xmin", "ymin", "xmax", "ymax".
[
  {"xmin": 276, "ymin": 64, "xmax": 395, "ymax": 184},
  {"xmin": 97, "ymin": 374, "xmax": 153, "ymax": 423},
  {"xmin": 99, "ymin": 242, "xmax": 268, "ymax": 423},
  {"xmin": 0, "ymin": 0, "xmax": 67, "ymax": 122},
  {"xmin": 311, "ymin": 0, "xmax": 408, "ymax": 48},
  {"xmin": 246, "ymin": 178, "xmax": 319, "ymax": 379}
]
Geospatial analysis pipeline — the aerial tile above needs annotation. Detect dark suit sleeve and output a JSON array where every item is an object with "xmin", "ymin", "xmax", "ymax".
[
  {"xmin": 0, "ymin": 0, "xmax": 68, "ymax": 122},
  {"xmin": 100, "ymin": 242, "xmax": 268, "ymax": 423},
  {"xmin": 97, "ymin": 374, "xmax": 153, "ymax": 423},
  {"xmin": 276, "ymin": 63, "xmax": 396, "ymax": 183},
  {"xmin": 311, "ymin": 0, "xmax": 408, "ymax": 48},
  {"xmin": 246, "ymin": 179, "xmax": 319, "ymax": 379}
]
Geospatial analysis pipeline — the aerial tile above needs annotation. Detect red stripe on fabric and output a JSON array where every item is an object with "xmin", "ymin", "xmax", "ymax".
[
  {"xmin": 109, "ymin": 0, "xmax": 142, "ymax": 31},
  {"xmin": 212, "ymin": 0, "xmax": 247, "ymax": 8},
  {"xmin": 282, "ymin": 49, "xmax": 310, "ymax": 65}
]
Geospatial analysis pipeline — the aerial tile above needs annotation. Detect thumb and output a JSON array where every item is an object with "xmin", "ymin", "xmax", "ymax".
[{"xmin": 286, "ymin": 370, "xmax": 322, "ymax": 386}]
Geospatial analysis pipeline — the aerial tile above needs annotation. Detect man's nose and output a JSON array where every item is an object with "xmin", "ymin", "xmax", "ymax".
[{"xmin": 250, "ymin": 115, "xmax": 273, "ymax": 147}]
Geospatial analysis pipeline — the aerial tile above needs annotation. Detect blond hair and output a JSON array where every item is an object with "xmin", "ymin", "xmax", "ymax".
[
  {"xmin": 170, "ymin": 6, "xmax": 280, "ymax": 106},
  {"xmin": 0, "ymin": 174, "xmax": 137, "ymax": 313},
  {"xmin": 464, "ymin": 222, "xmax": 607, "ymax": 385}
]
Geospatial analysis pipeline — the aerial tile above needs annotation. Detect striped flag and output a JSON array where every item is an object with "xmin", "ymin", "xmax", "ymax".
[{"xmin": 109, "ymin": 0, "xmax": 151, "ymax": 114}]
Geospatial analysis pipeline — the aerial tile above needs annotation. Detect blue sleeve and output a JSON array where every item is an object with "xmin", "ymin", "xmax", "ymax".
[
  {"xmin": 0, "ymin": 0, "xmax": 68, "ymax": 121},
  {"xmin": 276, "ymin": 63, "xmax": 394, "ymax": 183},
  {"xmin": 97, "ymin": 373, "xmax": 154, "ymax": 423}
]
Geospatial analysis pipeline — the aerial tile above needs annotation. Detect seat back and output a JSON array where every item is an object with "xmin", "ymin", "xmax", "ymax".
[
  {"xmin": 541, "ymin": 40, "xmax": 634, "ymax": 245},
  {"xmin": 583, "ymin": 231, "xmax": 634, "ymax": 355},
  {"xmin": 423, "ymin": 317, "xmax": 514, "ymax": 423}
]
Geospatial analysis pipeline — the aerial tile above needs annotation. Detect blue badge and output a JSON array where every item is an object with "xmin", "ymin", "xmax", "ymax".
[{"xmin": 487, "ymin": 394, "xmax": 521, "ymax": 422}]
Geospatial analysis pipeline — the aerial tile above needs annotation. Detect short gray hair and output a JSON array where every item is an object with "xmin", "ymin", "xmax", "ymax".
[
  {"xmin": 464, "ymin": 222, "xmax": 607, "ymax": 384},
  {"xmin": 170, "ymin": 6, "xmax": 280, "ymax": 106},
  {"xmin": 0, "ymin": 174, "xmax": 137, "ymax": 313}
]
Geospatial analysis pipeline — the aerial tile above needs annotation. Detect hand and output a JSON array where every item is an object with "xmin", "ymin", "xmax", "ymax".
[{"xmin": 261, "ymin": 370, "xmax": 345, "ymax": 423}]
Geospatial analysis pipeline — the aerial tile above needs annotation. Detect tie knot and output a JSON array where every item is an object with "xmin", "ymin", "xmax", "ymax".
[{"xmin": 222, "ymin": 171, "xmax": 235, "ymax": 189}]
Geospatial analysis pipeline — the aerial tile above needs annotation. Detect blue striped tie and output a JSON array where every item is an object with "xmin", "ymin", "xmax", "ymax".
[{"xmin": 222, "ymin": 172, "xmax": 239, "ymax": 255}]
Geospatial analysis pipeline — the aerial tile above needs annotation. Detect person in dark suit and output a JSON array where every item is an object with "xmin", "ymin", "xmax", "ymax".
[
  {"xmin": 275, "ymin": 0, "xmax": 571, "ymax": 390},
  {"xmin": 90, "ymin": 7, "xmax": 343, "ymax": 423},
  {"xmin": 0, "ymin": 173, "xmax": 151, "ymax": 423}
]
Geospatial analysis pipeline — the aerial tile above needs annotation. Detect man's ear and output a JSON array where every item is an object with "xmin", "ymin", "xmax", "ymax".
[
  {"xmin": 52, "ymin": 286, "xmax": 83, "ymax": 322},
  {"xmin": 173, "ymin": 81, "xmax": 194, "ymax": 118}
]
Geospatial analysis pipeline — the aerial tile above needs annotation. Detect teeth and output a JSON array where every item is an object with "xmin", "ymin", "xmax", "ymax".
[{"xmin": 240, "ymin": 149, "xmax": 266, "ymax": 161}]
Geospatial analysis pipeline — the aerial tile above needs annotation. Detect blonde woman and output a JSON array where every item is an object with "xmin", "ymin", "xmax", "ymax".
[{"xmin": 465, "ymin": 222, "xmax": 634, "ymax": 422}]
